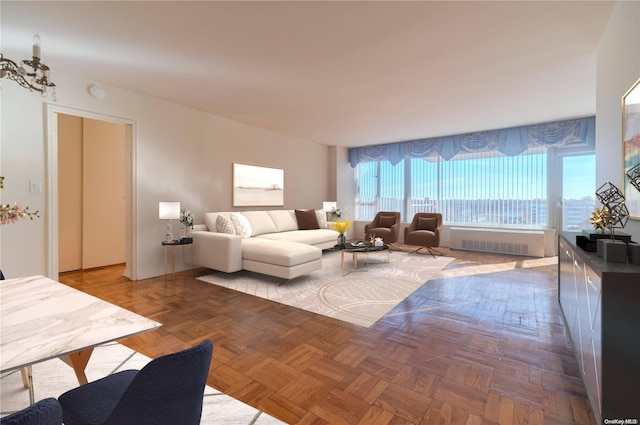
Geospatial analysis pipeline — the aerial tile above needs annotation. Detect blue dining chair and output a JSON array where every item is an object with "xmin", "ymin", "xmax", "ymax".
[
  {"xmin": 0, "ymin": 398, "xmax": 62, "ymax": 425},
  {"xmin": 58, "ymin": 340, "xmax": 213, "ymax": 425}
]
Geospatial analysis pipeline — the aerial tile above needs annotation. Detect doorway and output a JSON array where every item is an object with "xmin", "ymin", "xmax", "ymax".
[
  {"xmin": 58, "ymin": 114, "xmax": 126, "ymax": 272},
  {"xmin": 46, "ymin": 105, "xmax": 136, "ymax": 280}
]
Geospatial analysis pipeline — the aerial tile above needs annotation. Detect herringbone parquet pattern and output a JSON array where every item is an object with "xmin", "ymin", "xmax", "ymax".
[{"xmin": 59, "ymin": 248, "xmax": 595, "ymax": 425}]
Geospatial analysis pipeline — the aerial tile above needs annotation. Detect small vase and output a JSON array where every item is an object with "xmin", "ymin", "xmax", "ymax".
[{"xmin": 337, "ymin": 233, "xmax": 346, "ymax": 248}]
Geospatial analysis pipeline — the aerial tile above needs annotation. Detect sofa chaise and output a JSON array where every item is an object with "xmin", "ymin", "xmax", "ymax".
[{"xmin": 191, "ymin": 209, "xmax": 339, "ymax": 280}]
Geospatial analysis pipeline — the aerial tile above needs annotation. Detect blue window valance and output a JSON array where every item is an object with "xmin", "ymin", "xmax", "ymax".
[{"xmin": 348, "ymin": 116, "xmax": 595, "ymax": 167}]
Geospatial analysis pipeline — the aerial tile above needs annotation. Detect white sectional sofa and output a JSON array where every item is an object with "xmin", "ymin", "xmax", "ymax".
[{"xmin": 191, "ymin": 209, "xmax": 339, "ymax": 280}]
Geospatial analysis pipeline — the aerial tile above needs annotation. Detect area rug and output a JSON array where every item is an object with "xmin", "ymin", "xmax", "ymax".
[
  {"xmin": 197, "ymin": 249, "xmax": 454, "ymax": 327},
  {"xmin": 0, "ymin": 342, "xmax": 284, "ymax": 425}
]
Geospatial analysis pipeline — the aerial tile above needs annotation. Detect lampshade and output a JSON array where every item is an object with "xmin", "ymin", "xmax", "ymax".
[
  {"xmin": 159, "ymin": 202, "xmax": 180, "ymax": 220},
  {"xmin": 323, "ymin": 201, "xmax": 337, "ymax": 211}
]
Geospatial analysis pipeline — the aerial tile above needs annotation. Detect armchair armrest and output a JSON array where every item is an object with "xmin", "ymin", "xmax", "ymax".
[
  {"xmin": 404, "ymin": 220, "xmax": 418, "ymax": 238},
  {"xmin": 364, "ymin": 223, "xmax": 371, "ymax": 234},
  {"xmin": 432, "ymin": 225, "xmax": 442, "ymax": 245},
  {"xmin": 390, "ymin": 222, "xmax": 401, "ymax": 241}
]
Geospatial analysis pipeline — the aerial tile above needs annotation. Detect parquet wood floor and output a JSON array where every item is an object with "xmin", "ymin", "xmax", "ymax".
[{"xmin": 59, "ymin": 249, "xmax": 596, "ymax": 425}]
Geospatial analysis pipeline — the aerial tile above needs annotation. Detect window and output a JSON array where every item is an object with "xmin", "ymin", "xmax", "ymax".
[
  {"xmin": 562, "ymin": 155, "xmax": 596, "ymax": 231},
  {"xmin": 355, "ymin": 148, "xmax": 551, "ymax": 227},
  {"xmin": 356, "ymin": 161, "xmax": 405, "ymax": 220},
  {"xmin": 351, "ymin": 118, "xmax": 596, "ymax": 228}
]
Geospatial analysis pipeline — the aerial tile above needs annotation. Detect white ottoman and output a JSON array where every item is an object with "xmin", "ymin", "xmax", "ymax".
[{"xmin": 241, "ymin": 238, "xmax": 322, "ymax": 280}]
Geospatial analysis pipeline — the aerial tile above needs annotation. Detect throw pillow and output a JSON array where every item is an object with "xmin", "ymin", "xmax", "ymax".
[
  {"xmin": 315, "ymin": 209, "xmax": 328, "ymax": 229},
  {"xmin": 417, "ymin": 217, "xmax": 438, "ymax": 231},
  {"xmin": 216, "ymin": 215, "xmax": 236, "ymax": 235},
  {"xmin": 204, "ymin": 213, "xmax": 220, "ymax": 232},
  {"xmin": 230, "ymin": 213, "xmax": 252, "ymax": 238},
  {"xmin": 295, "ymin": 209, "xmax": 320, "ymax": 230},
  {"xmin": 378, "ymin": 215, "xmax": 397, "ymax": 228}
]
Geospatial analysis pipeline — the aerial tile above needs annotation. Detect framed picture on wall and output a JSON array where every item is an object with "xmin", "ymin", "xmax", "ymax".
[
  {"xmin": 232, "ymin": 163, "xmax": 284, "ymax": 207},
  {"xmin": 623, "ymin": 77, "xmax": 640, "ymax": 219}
]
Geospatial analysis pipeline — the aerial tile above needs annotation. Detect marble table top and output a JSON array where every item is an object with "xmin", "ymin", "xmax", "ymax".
[{"xmin": 1, "ymin": 275, "xmax": 161, "ymax": 372}]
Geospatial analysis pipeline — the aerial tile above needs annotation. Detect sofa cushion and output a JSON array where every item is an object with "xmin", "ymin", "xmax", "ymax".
[
  {"xmin": 241, "ymin": 211, "xmax": 277, "ymax": 236},
  {"xmin": 295, "ymin": 209, "xmax": 320, "ymax": 230},
  {"xmin": 267, "ymin": 210, "xmax": 298, "ymax": 232},
  {"xmin": 257, "ymin": 228, "xmax": 338, "ymax": 246},
  {"xmin": 417, "ymin": 217, "xmax": 438, "ymax": 231},
  {"xmin": 230, "ymin": 213, "xmax": 252, "ymax": 238},
  {"xmin": 204, "ymin": 213, "xmax": 222, "ymax": 232},
  {"xmin": 216, "ymin": 215, "xmax": 236, "ymax": 234},
  {"xmin": 378, "ymin": 215, "xmax": 397, "ymax": 228},
  {"xmin": 204, "ymin": 212, "xmax": 234, "ymax": 232},
  {"xmin": 315, "ymin": 209, "xmax": 328, "ymax": 229},
  {"xmin": 242, "ymin": 238, "xmax": 321, "ymax": 267}
]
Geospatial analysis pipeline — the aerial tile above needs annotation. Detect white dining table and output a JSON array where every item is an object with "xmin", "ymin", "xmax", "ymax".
[{"xmin": 1, "ymin": 275, "xmax": 161, "ymax": 403}]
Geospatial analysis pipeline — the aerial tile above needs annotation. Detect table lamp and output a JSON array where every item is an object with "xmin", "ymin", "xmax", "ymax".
[
  {"xmin": 159, "ymin": 201, "xmax": 180, "ymax": 242},
  {"xmin": 323, "ymin": 201, "xmax": 338, "ymax": 221}
]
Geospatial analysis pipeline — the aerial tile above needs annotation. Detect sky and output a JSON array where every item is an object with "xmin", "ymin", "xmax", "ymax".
[{"xmin": 563, "ymin": 155, "xmax": 596, "ymax": 200}]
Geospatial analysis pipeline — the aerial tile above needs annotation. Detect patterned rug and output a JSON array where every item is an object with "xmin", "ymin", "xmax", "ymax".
[{"xmin": 197, "ymin": 248, "xmax": 453, "ymax": 327}]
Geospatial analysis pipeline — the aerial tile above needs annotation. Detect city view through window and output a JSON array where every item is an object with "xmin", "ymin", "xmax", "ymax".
[
  {"xmin": 355, "ymin": 152, "xmax": 595, "ymax": 231},
  {"xmin": 562, "ymin": 155, "xmax": 596, "ymax": 231}
]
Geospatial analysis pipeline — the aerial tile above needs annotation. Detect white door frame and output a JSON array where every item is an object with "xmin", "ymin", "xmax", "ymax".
[{"xmin": 46, "ymin": 104, "xmax": 137, "ymax": 280}]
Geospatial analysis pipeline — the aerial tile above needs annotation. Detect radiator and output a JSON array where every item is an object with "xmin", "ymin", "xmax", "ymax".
[{"xmin": 449, "ymin": 227, "xmax": 545, "ymax": 257}]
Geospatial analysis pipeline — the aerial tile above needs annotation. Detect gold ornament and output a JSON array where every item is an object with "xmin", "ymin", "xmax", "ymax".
[{"xmin": 590, "ymin": 207, "xmax": 610, "ymax": 232}]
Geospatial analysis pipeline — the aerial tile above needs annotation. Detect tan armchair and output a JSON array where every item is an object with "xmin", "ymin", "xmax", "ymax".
[
  {"xmin": 364, "ymin": 211, "xmax": 401, "ymax": 243},
  {"xmin": 404, "ymin": 213, "xmax": 443, "ymax": 256}
]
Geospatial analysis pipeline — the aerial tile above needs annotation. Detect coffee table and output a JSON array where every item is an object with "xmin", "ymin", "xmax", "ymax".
[{"xmin": 338, "ymin": 242, "xmax": 390, "ymax": 276}]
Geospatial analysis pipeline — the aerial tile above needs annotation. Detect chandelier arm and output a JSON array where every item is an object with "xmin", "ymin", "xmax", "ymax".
[
  {"xmin": 2, "ymin": 69, "xmax": 43, "ymax": 92},
  {"xmin": 2, "ymin": 69, "xmax": 45, "ymax": 93},
  {"xmin": 0, "ymin": 36, "xmax": 56, "ymax": 98},
  {"xmin": 1, "ymin": 54, "xmax": 22, "ymax": 69}
]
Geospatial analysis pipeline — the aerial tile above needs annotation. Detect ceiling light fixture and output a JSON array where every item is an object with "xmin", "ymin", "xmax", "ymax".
[
  {"xmin": 0, "ymin": 34, "xmax": 56, "ymax": 100},
  {"xmin": 88, "ymin": 85, "xmax": 106, "ymax": 100}
]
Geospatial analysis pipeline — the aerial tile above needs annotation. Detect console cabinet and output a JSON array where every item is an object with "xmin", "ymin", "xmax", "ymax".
[{"xmin": 558, "ymin": 233, "xmax": 640, "ymax": 423}]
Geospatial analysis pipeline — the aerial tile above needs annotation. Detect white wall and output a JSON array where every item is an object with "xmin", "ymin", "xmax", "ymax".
[
  {"xmin": 0, "ymin": 72, "xmax": 330, "ymax": 279},
  {"xmin": 595, "ymin": 0, "xmax": 640, "ymax": 241}
]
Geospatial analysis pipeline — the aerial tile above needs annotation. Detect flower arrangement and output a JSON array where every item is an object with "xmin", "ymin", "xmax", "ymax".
[
  {"xmin": 0, "ymin": 177, "xmax": 40, "ymax": 226},
  {"xmin": 331, "ymin": 218, "xmax": 351, "ymax": 234},
  {"xmin": 179, "ymin": 209, "xmax": 194, "ymax": 229}
]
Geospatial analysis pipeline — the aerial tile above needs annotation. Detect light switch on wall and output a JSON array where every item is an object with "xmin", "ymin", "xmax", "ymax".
[{"xmin": 30, "ymin": 181, "xmax": 43, "ymax": 194}]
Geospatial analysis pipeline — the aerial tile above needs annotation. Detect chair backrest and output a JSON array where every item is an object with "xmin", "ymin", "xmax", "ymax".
[
  {"xmin": 371, "ymin": 211, "xmax": 400, "ymax": 227},
  {"xmin": 104, "ymin": 339, "xmax": 213, "ymax": 425},
  {"xmin": 0, "ymin": 398, "xmax": 62, "ymax": 425},
  {"xmin": 410, "ymin": 212, "xmax": 442, "ymax": 229}
]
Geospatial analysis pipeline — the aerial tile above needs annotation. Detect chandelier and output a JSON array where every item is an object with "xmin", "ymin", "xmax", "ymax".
[{"xmin": 0, "ymin": 34, "xmax": 56, "ymax": 100}]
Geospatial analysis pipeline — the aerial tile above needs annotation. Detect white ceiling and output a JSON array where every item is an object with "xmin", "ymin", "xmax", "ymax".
[{"xmin": 1, "ymin": 1, "xmax": 615, "ymax": 147}]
